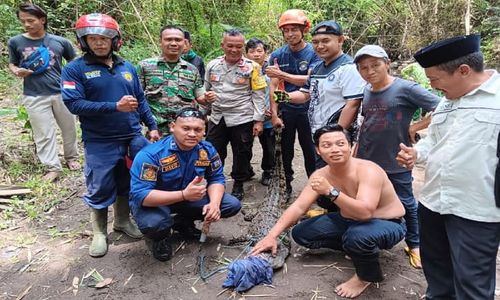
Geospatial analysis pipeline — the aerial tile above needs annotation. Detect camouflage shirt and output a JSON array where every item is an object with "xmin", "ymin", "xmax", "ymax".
[{"xmin": 138, "ymin": 57, "xmax": 205, "ymax": 133}]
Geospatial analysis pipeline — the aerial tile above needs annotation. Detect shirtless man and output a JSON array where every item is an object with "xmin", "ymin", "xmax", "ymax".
[{"xmin": 250, "ymin": 123, "xmax": 406, "ymax": 298}]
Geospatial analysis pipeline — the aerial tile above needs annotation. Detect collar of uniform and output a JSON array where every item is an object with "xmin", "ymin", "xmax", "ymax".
[
  {"xmin": 464, "ymin": 69, "xmax": 499, "ymax": 97},
  {"xmin": 83, "ymin": 53, "xmax": 124, "ymax": 66},
  {"xmin": 156, "ymin": 57, "xmax": 189, "ymax": 69},
  {"xmin": 222, "ymin": 56, "xmax": 245, "ymax": 67}
]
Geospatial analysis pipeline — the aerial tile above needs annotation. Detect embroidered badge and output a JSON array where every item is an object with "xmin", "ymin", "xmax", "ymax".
[
  {"xmin": 160, "ymin": 154, "xmax": 177, "ymax": 165},
  {"xmin": 210, "ymin": 73, "xmax": 221, "ymax": 82},
  {"xmin": 122, "ymin": 71, "xmax": 133, "ymax": 82},
  {"xmin": 298, "ymin": 60, "xmax": 309, "ymax": 72},
  {"xmin": 195, "ymin": 149, "xmax": 210, "ymax": 167},
  {"xmin": 160, "ymin": 154, "xmax": 180, "ymax": 172},
  {"xmin": 84, "ymin": 70, "xmax": 101, "ymax": 79},
  {"xmin": 210, "ymin": 154, "xmax": 222, "ymax": 171},
  {"xmin": 140, "ymin": 163, "xmax": 158, "ymax": 181}
]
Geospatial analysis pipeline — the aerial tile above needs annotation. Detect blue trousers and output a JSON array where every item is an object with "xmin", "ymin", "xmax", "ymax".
[
  {"xmin": 280, "ymin": 108, "xmax": 316, "ymax": 182},
  {"xmin": 83, "ymin": 136, "xmax": 149, "ymax": 209},
  {"xmin": 419, "ymin": 204, "xmax": 500, "ymax": 300},
  {"xmin": 132, "ymin": 193, "xmax": 241, "ymax": 240},
  {"xmin": 388, "ymin": 171, "xmax": 419, "ymax": 249},
  {"xmin": 292, "ymin": 212, "xmax": 406, "ymax": 282}
]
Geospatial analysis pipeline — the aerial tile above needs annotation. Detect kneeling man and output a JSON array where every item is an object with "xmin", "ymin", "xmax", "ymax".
[
  {"xmin": 130, "ymin": 107, "xmax": 241, "ymax": 261},
  {"xmin": 250, "ymin": 124, "xmax": 406, "ymax": 298}
]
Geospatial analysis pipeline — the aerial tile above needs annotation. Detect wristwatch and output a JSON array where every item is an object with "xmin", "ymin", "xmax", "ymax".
[{"xmin": 328, "ymin": 186, "xmax": 340, "ymax": 202}]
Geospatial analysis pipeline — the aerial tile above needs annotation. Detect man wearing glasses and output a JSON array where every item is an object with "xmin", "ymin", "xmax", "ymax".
[{"xmin": 129, "ymin": 107, "xmax": 241, "ymax": 261}]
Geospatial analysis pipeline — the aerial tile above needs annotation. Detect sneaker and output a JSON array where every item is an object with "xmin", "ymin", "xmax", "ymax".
[
  {"xmin": 42, "ymin": 171, "xmax": 61, "ymax": 182},
  {"xmin": 231, "ymin": 181, "xmax": 244, "ymax": 200},
  {"xmin": 172, "ymin": 220, "xmax": 201, "ymax": 239},
  {"xmin": 260, "ymin": 172, "xmax": 271, "ymax": 186},
  {"xmin": 145, "ymin": 237, "xmax": 172, "ymax": 262}
]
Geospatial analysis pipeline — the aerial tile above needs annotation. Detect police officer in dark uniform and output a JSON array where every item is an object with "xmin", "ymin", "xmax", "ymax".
[{"xmin": 129, "ymin": 107, "xmax": 241, "ymax": 261}]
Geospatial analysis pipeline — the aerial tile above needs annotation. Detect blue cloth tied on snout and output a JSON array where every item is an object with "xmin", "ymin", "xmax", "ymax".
[{"xmin": 222, "ymin": 256, "xmax": 273, "ymax": 292}]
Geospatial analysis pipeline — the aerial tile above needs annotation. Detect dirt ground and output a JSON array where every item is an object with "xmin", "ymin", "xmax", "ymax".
[{"xmin": 0, "ymin": 112, "xmax": 499, "ymax": 299}]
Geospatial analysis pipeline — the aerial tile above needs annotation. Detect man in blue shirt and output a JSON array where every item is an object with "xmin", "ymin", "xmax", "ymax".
[
  {"xmin": 267, "ymin": 9, "xmax": 321, "ymax": 201},
  {"xmin": 130, "ymin": 108, "xmax": 241, "ymax": 261},
  {"xmin": 61, "ymin": 14, "xmax": 159, "ymax": 258}
]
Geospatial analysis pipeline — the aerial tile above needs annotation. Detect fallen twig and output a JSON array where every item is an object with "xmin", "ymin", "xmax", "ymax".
[
  {"xmin": 398, "ymin": 274, "xmax": 423, "ymax": 285},
  {"xmin": 15, "ymin": 285, "xmax": 32, "ymax": 300}
]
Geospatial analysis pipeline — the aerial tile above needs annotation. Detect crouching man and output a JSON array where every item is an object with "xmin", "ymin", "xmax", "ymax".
[
  {"xmin": 129, "ymin": 107, "xmax": 241, "ymax": 261},
  {"xmin": 250, "ymin": 124, "xmax": 406, "ymax": 298}
]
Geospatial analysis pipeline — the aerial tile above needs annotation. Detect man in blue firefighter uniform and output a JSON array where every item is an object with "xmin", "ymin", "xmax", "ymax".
[
  {"xmin": 130, "ymin": 107, "xmax": 241, "ymax": 261},
  {"xmin": 61, "ymin": 13, "xmax": 159, "ymax": 257}
]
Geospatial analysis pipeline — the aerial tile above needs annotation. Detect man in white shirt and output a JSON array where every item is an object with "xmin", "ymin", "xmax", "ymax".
[{"xmin": 397, "ymin": 34, "xmax": 500, "ymax": 300}]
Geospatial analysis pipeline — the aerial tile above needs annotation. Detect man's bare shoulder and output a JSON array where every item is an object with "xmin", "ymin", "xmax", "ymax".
[{"xmin": 352, "ymin": 157, "xmax": 387, "ymax": 177}]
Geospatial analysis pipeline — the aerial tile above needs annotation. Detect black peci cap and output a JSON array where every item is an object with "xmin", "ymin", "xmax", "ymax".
[{"xmin": 414, "ymin": 34, "xmax": 480, "ymax": 68}]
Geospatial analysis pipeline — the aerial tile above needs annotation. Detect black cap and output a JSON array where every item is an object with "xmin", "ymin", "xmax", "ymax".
[
  {"xmin": 414, "ymin": 34, "xmax": 480, "ymax": 68},
  {"xmin": 311, "ymin": 20, "xmax": 343, "ymax": 36},
  {"xmin": 184, "ymin": 30, "xmax": 191, "ymax": 42}
]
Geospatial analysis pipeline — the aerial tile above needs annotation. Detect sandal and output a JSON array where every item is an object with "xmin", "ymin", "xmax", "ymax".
[
  {"xmin": 66, "ymin": 160, "xmax": 81, "ymax": 171},
  {"xmin": 404, "ymin": 246, "xmax": 422, "ymax": 269}
]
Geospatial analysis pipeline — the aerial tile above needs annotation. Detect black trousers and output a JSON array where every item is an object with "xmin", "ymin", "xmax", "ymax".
[
  {"xmin": 280, "ymin": 108, "xmax": 316, "ymax": 183},
  {"xmin": 418, "ymin": 203, "xmax": 500, "ymax": 300},
  {"xmin": 207, "ymin": 118, "xmax": 254, "ymax": 182},
  {"xmin": 258, "ymin": 127, "xmax": 275, "ymax": 173}
]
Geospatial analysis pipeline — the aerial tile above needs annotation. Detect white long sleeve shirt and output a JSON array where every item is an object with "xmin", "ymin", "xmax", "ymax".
[{"xmin": 415, "ymin": 70, "xmax": 500, "ymax": 222}]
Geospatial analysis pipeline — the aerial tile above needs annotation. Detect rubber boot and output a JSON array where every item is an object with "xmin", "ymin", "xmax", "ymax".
[
  {"xmin": 112, "ymin": 196, "xmax": 143, "ymax": 239},
  {"xmin": 89, "ymin": 208, "xmax": 108, "ymax": 257}
]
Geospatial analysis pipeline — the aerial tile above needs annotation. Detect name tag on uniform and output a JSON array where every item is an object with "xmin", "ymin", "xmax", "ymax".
[{"xmin": 210, "ymin": 73, "xmax": 221, "ymax": 82}]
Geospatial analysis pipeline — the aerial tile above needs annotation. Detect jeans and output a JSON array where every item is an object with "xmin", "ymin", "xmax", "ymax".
[
  {"xmin": 418, "ymin": 204, "xmax": 500, "ymax": 300},
  {"xmin": 388, "ymin": 171, "xmax": 419, "ymax": 248},
  {"xmin": 133, "ymin": 192, "xmax": 241, "ymax": 240},
  {"xmin": 292, "ymin": 212, "xmax": 406, "ymax": 282}
]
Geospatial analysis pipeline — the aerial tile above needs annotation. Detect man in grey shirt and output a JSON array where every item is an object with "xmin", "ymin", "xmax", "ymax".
[{"xmin": 8, "ymin": 3, "xmax": 79, "ymax": 182}]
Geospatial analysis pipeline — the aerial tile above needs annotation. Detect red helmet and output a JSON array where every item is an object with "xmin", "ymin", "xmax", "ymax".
[
  {"xmin": 278, "ymin": 9, "xmax": 311, "ymax": 32},
  {"xmin": 75, "ymin": 13, "xmax": 122, "ymax": 52}
]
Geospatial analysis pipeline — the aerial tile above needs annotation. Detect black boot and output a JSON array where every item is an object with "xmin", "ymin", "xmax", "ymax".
[
  {"xmin": 172, "ymin": 216, "xmax": 201, "ymax": 239},
  {"xmin": 145, "ymin": 237, "xmax": 172, "ymax": 262},
  {"xmin": 232, "ymin": 181, "xmax": 245, "ymax": 200},
  {"xmin": 260, "ymin": 171, "xmax": 271, "ymax": 186}
]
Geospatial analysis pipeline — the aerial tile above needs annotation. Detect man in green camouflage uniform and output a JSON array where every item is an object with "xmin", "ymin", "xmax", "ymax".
[{"xmin": 138, "ymin": 25, "xmax": 215, "ymax": 134}]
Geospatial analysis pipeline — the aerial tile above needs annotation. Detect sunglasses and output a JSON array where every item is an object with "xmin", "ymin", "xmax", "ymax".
[{"xmin": 175, "ymin": 109, "xmax": 204, "ymax": 120}]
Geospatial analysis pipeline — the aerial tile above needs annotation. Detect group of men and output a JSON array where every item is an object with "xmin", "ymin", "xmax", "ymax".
[{"xmin": 8, "ymin": 3, "xmax": 499, "ymax": 300}]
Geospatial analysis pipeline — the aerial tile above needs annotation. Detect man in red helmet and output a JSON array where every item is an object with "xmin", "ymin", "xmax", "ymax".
[
  {"xmin": 61, "ymin": 13, "xmax": 160, "ymax": 257},
  {"xmin": 267, "ymin": 9, "xmax": 321, "ymax": 201},
  {"xmin": 8, "ymin": 3, "xmax": 80, "ymax": 182}
]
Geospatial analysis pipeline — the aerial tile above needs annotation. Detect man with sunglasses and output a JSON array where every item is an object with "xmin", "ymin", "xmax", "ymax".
[
  {"xmin": 138, "ymin": 25, "xmax": 215, "ymax": 135},
  {"xmin": 130, "ymin": 107, "xmax": 241, "ymax": 261}
]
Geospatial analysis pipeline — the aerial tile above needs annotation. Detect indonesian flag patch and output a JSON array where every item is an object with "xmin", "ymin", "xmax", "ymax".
[{"xmin": 63, "ymin": 81, "xmax": 76, "ymax": 89}]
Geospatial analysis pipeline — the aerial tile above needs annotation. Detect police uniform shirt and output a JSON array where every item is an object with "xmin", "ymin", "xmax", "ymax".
[{"xmin": 205, "ymin": 56, "xmax": 267, "ymax": 127}]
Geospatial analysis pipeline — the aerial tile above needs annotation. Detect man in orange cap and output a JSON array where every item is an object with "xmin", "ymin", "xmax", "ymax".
[{"xmin": 267, "ymin": 9, "xmax": 321, "ymax": 201}]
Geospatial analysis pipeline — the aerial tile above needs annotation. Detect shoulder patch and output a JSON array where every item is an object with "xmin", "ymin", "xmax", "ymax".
[
  {"xmin": 140, "ymin": 163, "xmax": 159, "ymax": 181},
  {"xmin": 210, "ymin": 154, "xmax": 222, "ymax": 171}
]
